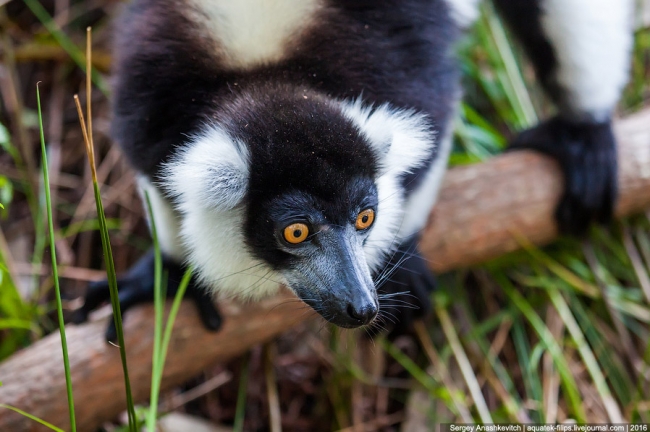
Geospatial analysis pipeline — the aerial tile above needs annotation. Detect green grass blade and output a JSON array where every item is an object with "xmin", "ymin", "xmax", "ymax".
[
  {"xmin": 0, "ymin": 257, "xmax": 35, "ymax": 359},
  {"xmin": 144, "ymin": 192, "xmax": 165, "ymax": 432},
  {"xmin": 0, "ymin": 404, "xmax": 65, "ymax": 432},
  {"xmin": 22, "ymin": 0, "xmax": 108, "ymax": 95},
  {"xmin": 158, "ymin": 268, "xmax": 192, "ymax": 381},
  {"xmin": 234, "ymin": 351, "xmax": 251, "ymax": 432},
  {"xmin": 548, "ymin": 288, "xmax": 623, "ymax": 422},
  {"xmin": 414, "ymin": 322, "xmax": 473, "ymax": 422},
  {"xmin": 436, "ymin": 303, "xmax": 493, "ymax": 423},
  {"xmin": 144, "ymin": 191, "xmax": 192, "ymax": 430},
  {"xmin": 567, "ymin": 291, "xmax": 633, "ymax": 405},
  {"xmin": 92, "ymin": 155, "xmax": 138, "ymax": 432},
  {"xmin": 511, "ymin": 318, "xmax": 543, "ymax": 422},
  {"xmin": 495, "ymin": 273, "xmax": 586, "ymax": 421},
  {"xmin": 0, "ymin": 318, "xmax": 34, "ymax": 330},
  {"xmin": 482, "ymin": 2, "xmax": 538, "ymax": 127},
  {"xmin": 74, "ymin": 96, "xmax": 137, "ymax": 431},
  {"xmin": 380, "ymin": 338, "xmax": 438, "ymax": 392},
  {"xmin": 381, "ymin": 336, "xmax": 466, "ymax": 420},
  {"xmin": 37, "ymin": 84, "xmax": 76, "ymax": 432},
  {"xmin": 446, "ymin": 284, "xmax": 528, "ymax": 422}
]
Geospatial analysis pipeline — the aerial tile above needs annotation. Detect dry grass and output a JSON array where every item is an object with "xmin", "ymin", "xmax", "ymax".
[{"xmin": 1, "ymin": 1, "xmax": 650, "ymax": 431}]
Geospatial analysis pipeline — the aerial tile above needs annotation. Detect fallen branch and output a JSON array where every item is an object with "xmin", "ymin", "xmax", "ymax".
[
  {"xmin": 420, "ymin": 108, "xmax": 650, "ymax": 270},
  {"xmin": 1, "ymin": 108, "xmax": 650, "ymax": 431}
]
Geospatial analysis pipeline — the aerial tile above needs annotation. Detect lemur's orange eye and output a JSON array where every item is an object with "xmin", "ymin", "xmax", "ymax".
[
  {"xmin": 355, "ymin": 209, "xmax": 375, "ymax": 230},
  {"xmin": 283, "ymin": 223, "xmax": 309, "ymax": 244}
]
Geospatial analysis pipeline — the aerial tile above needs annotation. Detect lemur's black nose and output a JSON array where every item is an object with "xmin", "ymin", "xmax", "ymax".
[{"xmin": 347, "ymin": 302, "xmax": 378, "ymax": 325}]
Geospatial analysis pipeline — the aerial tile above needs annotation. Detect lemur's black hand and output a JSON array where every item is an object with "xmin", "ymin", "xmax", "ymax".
[
  {"xmin": 509, "ymin": 116, "xmax": 617, "ymax": 236},
  {"xmin": 373, "ymin": 235, "xmax": 436, "ymax": 336},
  {"xmin": 72, "ymin": 249, "xmax": 222, "ymax": 341}
]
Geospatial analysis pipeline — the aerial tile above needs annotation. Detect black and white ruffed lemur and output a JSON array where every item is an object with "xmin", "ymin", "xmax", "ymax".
[{"xmin": 74, "ymin": 0, "xmax": 634, "ymax": 338}]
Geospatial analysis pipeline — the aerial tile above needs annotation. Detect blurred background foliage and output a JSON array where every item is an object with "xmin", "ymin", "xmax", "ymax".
[{"xmin": 0, "ymin": 0, "xmax": 649, "ymax": 430}]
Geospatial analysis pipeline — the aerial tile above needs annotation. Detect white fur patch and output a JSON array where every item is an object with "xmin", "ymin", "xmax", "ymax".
[
  {"xmin": 163, "ymin": 125, "xmax": 284, "ymax": 299},
  {"xmin": 163, "ymin": 125, "xmax": 249, "ymax": 212},
  {"xmin": 444, "ymin": 0, "xmax": 480, "ymax": 28},
  {"xmin": 340, "ymin": 100, "xmax": 438, "ymax": 271},
  {"xmin": 179, "ymin": 205, "xmax": 286, "ymax": 300},
  {"xmin": 399, "ymin": 123, "xmax": 454, "ymax": 239},
  {"xmin": 541, "ymin": 0, "xmax": 633, "ymax": 120},
  {"xmin": 187, "ymin": 0, "xmax": 321, "ymax": 69},
  {"xmin": 137, "ymin": 176, "xmax": 185, "ymax": 261},
  {"xmin": 341, "ymin": 100, "xmax": 435, "ymax": 178}
]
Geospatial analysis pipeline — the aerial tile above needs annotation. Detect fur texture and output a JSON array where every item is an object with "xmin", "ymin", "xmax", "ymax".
[
  {"xmin": 540, "ymin": 0, "xmax": 633, "ymax": 120},
  {"xmin": 186, "ymin": 0, "xmax": 322, "ymax": 69},
  {"xmin": 106, "ymin": 0, "xmax": 632, "ymax": 322},
  {"xmin": 137, "ymin": 177, "xmax": 185, "ymax": 261},
  {"xmin": 493, "ymin": 0, "xmax": 633, "ymax": 121},
  {"xmin": 112, "ymin": 0, "xmax": 459, "ymax": 179},
  {"xmin": 112, "ymin": 0, "xmax": 459, "ymax": 304},
  {"xmin": 161, "ymin": 89, "xmax": 438, "ymax": 298},
  {"xmin": 444, "ymin": 0, "xmax": 480, "ymax": 27},
  {"xmin": 493, "ymin": 0, "xmax": 632, "ymax": 233},
  {"xmin": 340, "ymin": 100, "xmax": 439, "ymax": 266}
]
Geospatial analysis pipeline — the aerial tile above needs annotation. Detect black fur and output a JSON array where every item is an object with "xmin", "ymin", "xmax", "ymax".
[
  {"xmin": 509, "ymin": 117, "xmax": 617, "ymax": 235},
  {"xmin": 493, "ymin": 0, "xmax": 619, "ymax": 234},
  {"xmin": 112, "ymin": 0, "xmax": 460, "ymax": 193},
  {"xmin": 79, "ymin": 0, "xmax": 461, "ymax": 335},
  {"xmin": 77, "ymin": 0, "xmax": 627, "ymax": 335}
]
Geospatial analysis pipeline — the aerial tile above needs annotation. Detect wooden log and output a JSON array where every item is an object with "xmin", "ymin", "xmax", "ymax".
[
  {"xmin": 421, "ymin": 109, "xmax": 650, "ymax": 271},
  {"xmin": 0, "ymin": 292, "xmax": 309, "ymax": 432},
  {"xmin": 1, "ymin": 108, "xmax": 649, "ymax": 431}
]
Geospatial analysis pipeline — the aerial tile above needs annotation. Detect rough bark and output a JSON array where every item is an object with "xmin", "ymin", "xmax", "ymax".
[
  {"xmin": 1, "ymin": 108, "xmax": 649, "ymax": 431},
  {"xmin": 421, "ymin": 109, "xmax": 650, "ymax": 271}
]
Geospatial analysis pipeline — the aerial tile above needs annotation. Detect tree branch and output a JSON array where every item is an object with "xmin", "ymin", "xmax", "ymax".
[{"xmin": 1, "ymin": 108, "xmax": 650, "ymax": 431}]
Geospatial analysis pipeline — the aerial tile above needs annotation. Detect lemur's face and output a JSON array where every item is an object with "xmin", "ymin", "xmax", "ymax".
[
  {"xmin": 237, "ymin": 96, "xmax": 383, "ymax": 328},
  {"xmin": 247, "ymin": 179, "xmax": 380, "ymax": 327},
  {"xmin": 164, "ymin": 89, "xmax": 435, "ymax": 328}
]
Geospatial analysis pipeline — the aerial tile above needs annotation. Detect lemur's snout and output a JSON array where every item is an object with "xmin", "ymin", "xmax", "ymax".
[
  {"xmin": 327, "ymin": 253, "xmax": 378, "ymax": 328},
  {"xmin": 346, "ymin": 301, "xmax": 378, "ymax": 326}
]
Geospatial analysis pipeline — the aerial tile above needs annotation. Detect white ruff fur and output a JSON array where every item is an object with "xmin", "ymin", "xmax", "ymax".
[
  {"xmin": 187, "ymin": 0, "xmax": 321, "ymax": 69},
  {"xmin": 179, "ymin": 206, "xmax": 286, "ymax": 300},
  {"xmin": 137, "ymin": 177, "xmax": 185, "ymax": 261},
  {"xmin": 163, "ymin": 125, "xmax": 284, "ymax": 300},
  {"xmin": 541, "ymin": 0, "xmax": 633, "ymax": 119},
  {"xmin": 399, "ymin": 123, "xmax": 453, "ymax": 239},
  {"xmin": 163, "ymin": 126, "xmax": 249, "ymax": 212},
  {"xmin": 340, "ymin": 100, "xmax": 437, "ymax": 270},
  {"xmin": 444, "ymin": 0, "xmax": 480, "ymax": 28}
]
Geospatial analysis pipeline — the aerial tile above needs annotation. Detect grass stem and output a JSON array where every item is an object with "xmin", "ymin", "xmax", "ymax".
[
  {"xmin": 73, "ymin": 95, "xmax": 137, "ymax": 431},
  {"xmin": 37, "ymin": 83, "xmax": 76, "ymax": 432},
  {"xmin": 234, "ymin": 351, "xmax": 251, "ymax": 432}
]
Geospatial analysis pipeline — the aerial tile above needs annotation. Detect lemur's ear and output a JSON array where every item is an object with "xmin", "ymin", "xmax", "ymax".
[
  {"xmin": 340, "ymin": 100, "xmax": 436, "ymax": 176},
  {"xmin": 163, "ymin": 126, "xmax": 249, "ymax": 212}
]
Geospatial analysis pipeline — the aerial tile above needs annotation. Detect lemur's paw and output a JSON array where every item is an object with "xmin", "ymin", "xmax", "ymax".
[
  {"xmin": 373, "ymin": 236, "xmax": 436, "ymax": 336},
  {"xmin": 73, "ymin": 249, "xmax": 222, "ymax": 342},
  {"xmin": 509, "ymin": 116, "xmax": 617, "ymax": 236}
]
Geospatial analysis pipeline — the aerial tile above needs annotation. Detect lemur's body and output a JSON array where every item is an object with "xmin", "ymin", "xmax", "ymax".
[{"xmin": 77, "ymin": 0, "xmax": 633, "ymax": 334}]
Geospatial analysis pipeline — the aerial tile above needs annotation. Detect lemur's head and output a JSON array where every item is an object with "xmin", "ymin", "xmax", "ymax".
[{"xmin": 164, "ymin": 86, "xmax": 434, "ymax": 328}]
